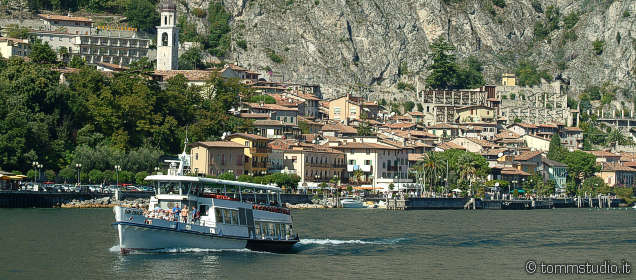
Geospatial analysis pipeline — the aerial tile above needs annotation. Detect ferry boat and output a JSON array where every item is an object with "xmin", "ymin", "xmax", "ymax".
[
  {"xmin": 112, "ymin": 146, "xmax": 299, "ymax": 253},
  {"xmin": 340, "ymin": 197, "xmax": 364, "ymax": 208}
]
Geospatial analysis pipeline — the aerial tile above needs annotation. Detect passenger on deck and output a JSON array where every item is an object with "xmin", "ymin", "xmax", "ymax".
[
  {"xmin": 172, "ymin": 205, "xmax": 181, "ymax": 222},
  {"xmin": 181, "ymin": 207, "xmax": 188, "ymax": 223},
  {"xmin": 191, "ymin": 206, "xmax": 198, "ymax": 223}
]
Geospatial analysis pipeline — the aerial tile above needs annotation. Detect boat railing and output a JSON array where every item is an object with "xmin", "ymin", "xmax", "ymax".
[{"xmin": 252, "ymin": 204, "xmax": 291, "ymax": 215}]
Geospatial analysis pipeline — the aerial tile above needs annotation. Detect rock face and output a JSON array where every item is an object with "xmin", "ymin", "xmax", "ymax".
[{"xmin": 178, "ymin": 0, "xmax": 634, "ymax": 99}]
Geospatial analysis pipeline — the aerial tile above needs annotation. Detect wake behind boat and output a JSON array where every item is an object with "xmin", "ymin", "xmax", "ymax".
[{"xmin": 112, "ymin": 146, "xmax": 299, "ymax": 253}]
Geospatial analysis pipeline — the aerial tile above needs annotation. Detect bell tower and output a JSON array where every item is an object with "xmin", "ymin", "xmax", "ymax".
[{"xmin": 156, "ymin": 0, "xmax": 179, "ymax": 70}]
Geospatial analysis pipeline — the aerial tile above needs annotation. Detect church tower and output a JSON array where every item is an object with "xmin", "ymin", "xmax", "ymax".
[{"xmin": 156, "ymin": 0, "xmax": 179, "ymax": 70}]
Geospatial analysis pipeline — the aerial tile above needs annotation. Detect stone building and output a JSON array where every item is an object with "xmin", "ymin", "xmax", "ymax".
[
  {"xmin": 189, "ymin": 141, "xmax": 246, "ymax": 176},
  {"xmin": 0, "ymin": 38, "xmax": 29, "ymax": 58},
  {"xmin": 30, "ymin": 14, "xmax": 151, "ymax": 66}
]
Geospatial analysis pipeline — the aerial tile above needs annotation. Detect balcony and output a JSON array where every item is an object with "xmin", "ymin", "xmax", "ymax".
[
  {"xmin": 386, "ymin": 166, "xmax": 399, "ymax": 172},
  {"xmin": 251, "ymin": 163, "xmax": 267, "ymax": 169},
  {"xmin": 250, "ymin": 147, "xmax": 270, "ymax": 154},
  {"xmin": 347, "ymin": 165, "xmax": 372, "ymax": 172}
]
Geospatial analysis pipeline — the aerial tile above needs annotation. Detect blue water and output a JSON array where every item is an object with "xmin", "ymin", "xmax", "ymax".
[{"xmin": 0, "ymin": 208, "xmax": 634, "ymax": 279}]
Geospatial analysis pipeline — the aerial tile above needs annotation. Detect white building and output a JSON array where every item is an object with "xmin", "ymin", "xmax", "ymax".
[
  {"xmin": 156, "ymin": 0, "xmax": 179, "ymax": 70},
  {"xmin": 29, "ymin": 13, "xmax": 151, "ymax": 66},
  {"xmin": 0, "ymin": 38, "xmax": 29, "ymax": 58}
]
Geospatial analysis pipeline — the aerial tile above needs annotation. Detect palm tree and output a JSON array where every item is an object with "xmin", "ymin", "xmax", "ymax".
[
  {"xmin": 419, "ymin": 152, "xmax": 445, "ymax": 193},
  {"xmin": 352, "ymin": 169, "xmax": 364, "ymax": 184}
]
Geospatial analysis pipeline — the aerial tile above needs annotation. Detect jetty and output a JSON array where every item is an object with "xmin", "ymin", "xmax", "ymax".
[{"xmin": 386, "ymin": 197, "xmax": 624, "ymax": 210}]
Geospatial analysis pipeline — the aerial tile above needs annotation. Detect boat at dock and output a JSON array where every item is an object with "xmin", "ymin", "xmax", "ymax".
[
  {"xmin": 112, "ymin": 145, "xmax": 299, "ymax": 253},
  {"xmin": 341, "ymin": 197, "xmax": 364, "ymax": 208}
]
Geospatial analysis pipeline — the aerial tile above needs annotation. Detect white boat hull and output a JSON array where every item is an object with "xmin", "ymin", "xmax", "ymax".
[
  {"xmin": 116, "ymin": 223, "xmax": 247, "ymax": 251},
  {"xmin": 341, "ymin": 201, "xmax": 364, "ymax": 208},
  {"xmin": 113, "ymin": 206, "xmax": 297, "ymax": 253}
]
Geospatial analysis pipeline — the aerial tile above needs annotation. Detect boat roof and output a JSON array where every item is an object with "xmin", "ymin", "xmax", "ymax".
[{"xmin": 144, "ymin": 175, "xmax": 282, "ymax": 192}]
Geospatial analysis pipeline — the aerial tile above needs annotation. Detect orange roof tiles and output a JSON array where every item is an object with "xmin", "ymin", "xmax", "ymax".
[
  {"xmin": 39, "ymin": 14, "xmax": 92, "ymax": 22},
  {"xmin": 514, "ymin": 151, "xmax": 542, "ymax": 161},
  {"xmin": 191, "ymin": 141, "xmax": 245, "ymax": 148}
]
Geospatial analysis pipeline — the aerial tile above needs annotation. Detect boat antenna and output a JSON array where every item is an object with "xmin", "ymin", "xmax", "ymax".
[{"xmin": 177, "ymin": 127, "xmax": 189, "ymax": 176}]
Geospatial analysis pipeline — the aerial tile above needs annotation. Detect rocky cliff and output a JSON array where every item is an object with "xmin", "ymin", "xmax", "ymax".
[{"xmin": 176, "ymin": 0, "xmax": 634, "ymax": 99}]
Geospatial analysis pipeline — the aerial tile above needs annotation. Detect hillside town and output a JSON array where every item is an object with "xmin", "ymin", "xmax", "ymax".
[{"xmin": 0, "ymin": 2, "xmax": 634, "ymax": 200}]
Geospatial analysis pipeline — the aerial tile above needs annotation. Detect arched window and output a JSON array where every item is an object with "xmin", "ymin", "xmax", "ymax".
[{"xmin": 161, "ymin": 32, "xmax": 169, "ymax": 46}]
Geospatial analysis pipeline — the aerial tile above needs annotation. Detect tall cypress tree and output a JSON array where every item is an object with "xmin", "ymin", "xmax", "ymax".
[{"xmin": 548, "ymin": 133, "xmax": 567, "ymax": 162}]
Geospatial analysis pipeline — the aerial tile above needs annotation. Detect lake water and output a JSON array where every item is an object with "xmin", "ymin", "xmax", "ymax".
[{"xmin": 0, "ymin": 208, "xmax": 634, "ymax": 279}]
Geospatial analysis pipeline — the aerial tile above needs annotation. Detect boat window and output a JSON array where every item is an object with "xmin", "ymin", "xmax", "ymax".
[
  {"xmin": 268, "ymin": 223, "xmax": 275, "ymax": 237},
  {"xmin": 222, "ymin": 209, "xmax": 230, "ymax": 224},
  {"xmin": 231, "ymin": 210, "xmax": 239, "ymax": 225},
  {"xmin": 275, "ymin": 224, "xmax": 281, "ymax": 239},
  {"xmin": 255, "ymin": 222, "xmax": 261, "ymax": 237},
  {"xmin": 215, "ymin": 208, "xmax": 223, "ymax": 223}
]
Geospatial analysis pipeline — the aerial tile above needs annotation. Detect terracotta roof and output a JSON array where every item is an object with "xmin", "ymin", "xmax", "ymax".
[
  {"xmin": 408, "ymin": 111, "xmax": 426, "ymax": 116},
  {"xmin": 465, "ymin": 138, "xmax": 499, "ymax": 148},
  {"xmin": 239, "ymin": 113, "xmax": 269, "ymax": 119},
  {"xmin": 563, "ymin": 127, "xmax": 583, "ymax": 132},
  {"xmin": 191, "ymin": 141, "xmax": 245, "ymax": 148},
  {"xmin": 512, "ymin": 123, "xmax": 538, "ymax": 129},
  {"xmin": 321, "ymin": 123, "xmax": 357, "ymax": 134},
  {"xmin": 333, "ymin": 142, "xmax": 398, "ymax": 150},
  {"xmin": 245, "ymin": 102, "xmax": 298, "ymax": 111},
  {"xmin": 537, "ymin": 123, "xmax": 558, "ymax": 128},
  {"xmin": 495, "ymin": 130, "xmax": 521, "ymax": 139},
  {"xmin": 436, "ymin": 142, "xmax": 466, "ymax": 151},
  {"xmin": 385, "ymin": 122, "xmax": 416, "ymax": 129},
  {"xmin": 480, "ymin": 148, "xmax": 507, "ymax": 156},
  {"xmin": 390, "ymin": 130, "xmax": 438, "ymax": 139},
  {"xmin": 0, "ymin": 37, "xmax": 28, "ymax": 44},
  {"xmin": 408, "ymin": 153, "xmax": 425, "ymax": 161},
  {"xmin": 362, "ymin": 101, "xmax": 378, "ymax": 106},
  {"xmin": 600, "ymin": 162, "xmax": 636, "ymax": 172},
  {"xmin": 295, "ymin": 92, "xmax": 320, "ymax": 101},
  {"xmin": 501, "ymin": 167, "xmax": 531, "ymax": 176},
  {"xmin": 514, "ymin": 151, "xmax": 542, "ymax": 161},
  {"xmin": 428, "ymin": 123, "xmax": 457, "ymax": 129},
  {"xmin": 253, "ymin": 120, "xmax": 295, "ymax": 127},
  {"xmin": 39, "ymin": 14, "xmax": 92, "ymax": 22},
  {"xmin": 96, "ymin": 62, "xmax": 129, "ymax": 71},
  {"xmin": 153, "ymin": 70, "xmax": 214, "ymax": 81},
  {"xmin": 584, "ymin": 150, "xmax": 620, "ymax": 158},
  {"xmin": 228, "ymin": 133, "xmax": 270, "ymax": 141}
]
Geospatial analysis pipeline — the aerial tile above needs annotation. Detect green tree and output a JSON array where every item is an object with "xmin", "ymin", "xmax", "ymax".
[
  {"xmin": 135, "ymin": 171, "xmax": 149, "ymax": 185},
  {"xmin": 249, "ymin": 94, "xmax": 276, "ymax": 104},
  {"xmin": 69, "ymin": 55, "xmax": 85, "ymax": 68},
  {"xmin": 357, "ymin": 121, "xmax": 373, "ymax": 136},
  {"xmin": 563, "ymin": 151, "xmax": 599, "ymax": 186},
  {"xmin": 179, "ymin": 47, "xmax": 205, "ymax": 70},
  {"xmin": 547, "ymin": 133, "xmax": 567, "ymax": 161},
  {"xmin": 28, "ymin": 40, "xmax": 57, "ymax": 64},
  {"xmin": 88, "ymin": 169, "xmax": 103, "ymax": 184},
  {"xmin": 402, "ymin": 101, "xmax": 415, "ymax": 112},
  {"xmin": 426, "ymin": 38, "xmax": 458, "ymax": 89},
  {"xmin": 125, "ymin": 0, "xmax": 159, "ymax": 33},
  {"xmin": 26, "ymin": 169, "xmax": 36, "ymax": 181},
  {"xmin": 592, "ymin": 40, "xmax": 605, "ymax": 55},
  {"xmin": 206, "ymin": 0, "xmax": 231, "ymax": 57},
  {"xmin": 45, "ymin": 169, "xmax": 56, "ymax": 181},
  {"xmin": 7, "ymin": 24, "xmax": 30, "ymax": 39},
  {"xmin": 217, "ymin": 171, "xmax": 236, "ymax": 180},
  {"xmin": 59, "ymin": 167, "xmax": 75, "ymax": 183},
  {"xmin": 515, "ymin": 60, "xmax": 552, "ymax": 86}
]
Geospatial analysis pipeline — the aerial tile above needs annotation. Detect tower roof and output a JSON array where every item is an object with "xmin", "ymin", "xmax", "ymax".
[{"xmin": 159, "ymin": 0, "xmax": 176, "ymax": 11}]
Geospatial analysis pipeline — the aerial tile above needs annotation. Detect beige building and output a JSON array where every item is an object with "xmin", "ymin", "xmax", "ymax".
[
  {"xmin": 283, "ymin": 145, "xmax": 346, "ymax": 184},
  {"xmin": 455, "ymin": 105, "xmax": 495, "ymax": 123},
  {"xmin": 522, "ymin": 134, "xmax": 550, "ymax": 151},
  {"xmin": 331, "ymin": 140, "xmax": 411, "ymax": 188},
  {"xmin": 228, "ymin": 133, "xmax": 272, "ymax": 175},
  {"xmin": 0, "ymin": 38, "xmax": 29, "ymax": 58},
  {"xmin": 189, "ymin": 141, "xmax": 246, "ymax": 177},
  {"xmin": 328, "ymin": 94, "xmax": 378, "ymax": 123},
  {"xmin": 501, "ymin": 73, "xmax": 516, "ymax": 86}
]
